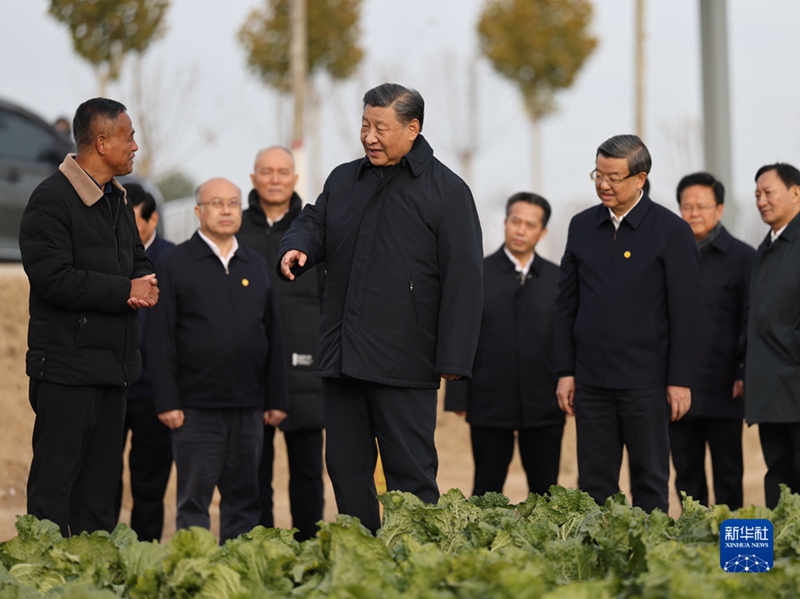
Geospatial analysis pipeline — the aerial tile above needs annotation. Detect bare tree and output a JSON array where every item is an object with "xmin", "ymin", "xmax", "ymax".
[
  {"xmin": 123, "ymin": 55, "xmax": 200, "ymax": 178},
  {"xmin": 436, "ymin": 53, "xmax": 484, "ymax": 190},
  {"xmin": 657, "ymin": 115, "xmax": 704, "ymax": 192}
]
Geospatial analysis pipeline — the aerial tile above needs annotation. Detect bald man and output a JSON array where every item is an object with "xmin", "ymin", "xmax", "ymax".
[
  {"xmin": 238, "ymin": 147, "xmax": 325, "ymax": 541},
  {"xmin": 149, "ymin": 177, "xmax": 289, "ymax": 541}
]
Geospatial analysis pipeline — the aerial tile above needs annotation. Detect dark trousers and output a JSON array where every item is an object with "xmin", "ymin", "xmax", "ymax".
[
  {"xmin": 115, "ymin": 396, "xmax": 173, "ymax": 541},
  {"xmin": 758, "ymin": 422, "xmax": 800, "ymax": 509},
  {"xmin": 575, "ymin": 384, "xmax": 670, "ymax": 513},
  {"xmin": 27, "ymin": 380, "xmax": 127, "ymax": 537},
  {"xmin": 258, "ymin": 425, "xmax": 324, "ymax": 541},
  {"xmin": 172, "ymin": 407, "xmax": 263, "ymax": 543},
  {"xmin": 669, "ymin": 416, "xmax": 743, "ymax": 509},
  {"xmin": 323, "ymin": 378, "xmax": 439, "ymax": 533},
  {"xmin": 470, "ymin": 424, "xmax": 563, "ymax": 497}
]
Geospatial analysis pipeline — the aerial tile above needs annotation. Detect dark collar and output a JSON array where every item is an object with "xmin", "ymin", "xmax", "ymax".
[
  {"xmin": 595, "ymin": 192, "xmax": 653, "ymax": 229},
  {"xmin": 696, "ymin": 222, "xmax": 725, "ymax": 251},
  {"xmin": 357, "ymin": 134, "xmax": 434, "ymax": 179},
  {"xmin": 699, "ymin": 224, "xmax": 730, "ymax": 253},
  {"xmin": 245, "ymin": 189, "xmax": 303, "ymax": 228},
  {"xmin": 761, "ymin": 210, "xmax": 800, "ymax": 250}
]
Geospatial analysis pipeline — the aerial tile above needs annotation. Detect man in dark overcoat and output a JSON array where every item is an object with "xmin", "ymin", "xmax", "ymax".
[
  {"xmin": 670, "ymin": 172, "xmax": 755, "ymax": 510},
  {"xmin": 278, "ymin": 83, "xmax": 483, "ymax": 532},
  {"xmin": 745, "ymin": 162, "xmax": 800, "ymax": 508},
  {"xmin": 554, "ymin": 134, "xmax": 700, "ymax": 513},
  {"xmin": 445, "ymin": 192, "xmax": 562, "ymax": 496}
]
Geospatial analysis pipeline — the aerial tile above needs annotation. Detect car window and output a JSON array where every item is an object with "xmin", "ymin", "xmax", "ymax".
[{"xmin": 0, "ymin": 107, "xmax": 63, "ymax": 162}]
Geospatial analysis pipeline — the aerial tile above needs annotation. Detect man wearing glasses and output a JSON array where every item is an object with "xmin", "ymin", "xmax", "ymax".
[
  {"xmin": 149, "ymin": 177, "xmax": 288, "ymax": 541},
  {"xmin": 555, "ymin": 134, "xmax": 700, "ymax": 513},
  {"xmin": 670, "ymin": 173, "xmax": 754, "ymax": 510}
]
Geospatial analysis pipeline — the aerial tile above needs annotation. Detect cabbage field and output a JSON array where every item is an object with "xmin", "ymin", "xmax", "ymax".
[{"xmin": 1, "ymin": 485, "xmax": 799, "ymax": 598}]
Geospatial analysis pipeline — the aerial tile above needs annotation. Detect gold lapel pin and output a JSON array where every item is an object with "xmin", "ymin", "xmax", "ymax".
[
  {"xmin": 624, "ymin": 251, "xmax": 631, "ymax": 259},
  {"xmin": 242, "ymin": 279, "xmax": 250, "ymax": 287}
]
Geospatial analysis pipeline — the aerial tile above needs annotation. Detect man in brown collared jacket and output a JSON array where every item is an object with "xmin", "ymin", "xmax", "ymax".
[{"xmin": 19, "ymin": 98, "xmax": 158, "ymax": 537}]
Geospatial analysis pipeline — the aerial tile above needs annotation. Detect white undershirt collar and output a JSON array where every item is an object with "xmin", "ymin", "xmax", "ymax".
[
  {"xmin": 504, "ymin": 246, "xmax": 534, "ymax": 283},
  {"xmin": 771, "ymin": 223, "xmax": 789, "ymax": 243},
  {"xmin": 609, "ymin": 189, "xmax": 644, "ymax": 231},
  {"xmin": 198, "ymin": 229, "xmax": 238, "ymax": 272}
]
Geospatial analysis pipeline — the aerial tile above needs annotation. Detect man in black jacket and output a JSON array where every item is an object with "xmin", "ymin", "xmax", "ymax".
[
  {"xmin": 746, "ymin": 163, "xmax": 800, "ymax": 508},
  {"xmin": 149, "ymin": 177, "xmax": 289, "ymax": 542},
  {"xmin": 238, "ymin": 146, "xmax": 324, "ymax": 541},
  {"xmin": 115, "ymin": 184, "xmax": 176, "ymax": 541},
  {"xmin": 554, "ymin": 134, "xmax": 700, "ymax": 513},
  {"xmin": 19, "ymin": 98, "xmax": 158, "ymax": 537},
  {"xmin": 670, "ymin": 172, "xmax": 754, "ymax": 510},
  {"xmin": 445, "ymin": 192, "xmax": 563, "ymax": 497},
  {"xmin": 279, "ymin": 83, "xmax": 483, "ymax": 532}
]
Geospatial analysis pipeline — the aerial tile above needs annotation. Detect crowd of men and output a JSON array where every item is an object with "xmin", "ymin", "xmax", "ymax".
[{"xmin": 17, "ymin": 84, "xmax": 800, "ymax": 541}]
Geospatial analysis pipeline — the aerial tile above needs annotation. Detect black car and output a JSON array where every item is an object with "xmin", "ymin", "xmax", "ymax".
[
  {"xmin": 0, "ymin": 98, "xmax": 166, "ymax": 260},
  {"xmin": 0, "ymin": 97, "xmax": 75, "ymax": 261}
]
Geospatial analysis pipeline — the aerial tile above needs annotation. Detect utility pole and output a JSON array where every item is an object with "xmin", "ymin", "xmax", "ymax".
[
  {"xmin": 699, "ymin": 0, "xmax": 734, "ymax": 223},
  {"xmin": 634, "ymin": 0, "xmax": 646, "ymax": 140},
  {"xmin": 291, "ymin": 0, "xmax": 308, "ymax": 203}
]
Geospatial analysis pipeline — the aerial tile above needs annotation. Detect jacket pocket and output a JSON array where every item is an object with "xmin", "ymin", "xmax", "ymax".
[{"xmin": 75, "ymin": 312, "xmax": 122, "ymax": 350}]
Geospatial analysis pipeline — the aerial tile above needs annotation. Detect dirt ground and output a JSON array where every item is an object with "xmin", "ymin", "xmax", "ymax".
[{"xmin": 0, "ymin": 263, "xmax": 767, "ymax": 542}]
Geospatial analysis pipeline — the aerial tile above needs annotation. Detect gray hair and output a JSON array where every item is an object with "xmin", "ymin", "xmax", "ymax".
[
  {"xmin": 597, "ymin": 134, "xmax": 652, "ymax": 176},
  {"xmin": 253, "ymin": 146, "xmax": 295, "ymax": 171},
  {"xmin": 362, "ymin": 83, "xmax": 425, "ymax": 131}
]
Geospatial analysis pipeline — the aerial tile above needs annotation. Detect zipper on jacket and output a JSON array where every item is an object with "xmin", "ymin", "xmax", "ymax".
[
  {"xmin": 111, "ymin": 195, "xmax": 121, "ymax": 266},
  {"xmin": 409, "ymin": 273, "xmax": 418, "ymax": 326}
]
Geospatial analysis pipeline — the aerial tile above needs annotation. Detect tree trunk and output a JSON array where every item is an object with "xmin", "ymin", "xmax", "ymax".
[
  {"xmin": 530, "ymin": 115, "xmax": 543, "ymax": 193},
  {"xmin": 635, "ymin": 0, "xmax": 646, "ymax": 139},
  {"xmin": 291, "ymin": 0, "xmax": 308, "ymax": 203}
]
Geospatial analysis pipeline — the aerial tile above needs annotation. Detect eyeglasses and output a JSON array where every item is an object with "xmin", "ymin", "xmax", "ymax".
[
  {"xmin": 679, "ymin": 203, "xmax": 717, "ymax": 213},
  {"xmin": 197, "ymin": 198, "xmax": 242, "ymax": 210},
  {"xmin": 590, "ymin": 170, "xmax": 638, "ymax": 186}
]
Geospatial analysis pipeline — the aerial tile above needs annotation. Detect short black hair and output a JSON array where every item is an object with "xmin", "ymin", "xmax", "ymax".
[
  {"xmin": 73, "ymin": 98, "xmax": 127, "ymax": 151},
  {"xmin": 755, "ymin": 162, "xmax": 800, "ymax": 189},
  {"xmin": 126, "ymin": 182, "xmax": 157, "ymax": 221},
  {"xmin": 676, "ymin": 172, "xmax": 725, "ymax": 205},
  {"xmin": 363, "ymin": 83, "xmax": 425, "ymax": 131},
  {"xmin": 596, "ymin": 134, "xmax": 652, "ymax": 176},
  {"xmin": 505, "ymin": 191, "xmax": 551, "ymax": 227}
]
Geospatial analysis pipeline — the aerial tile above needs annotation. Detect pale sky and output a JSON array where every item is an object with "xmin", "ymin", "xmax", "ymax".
[{"xmin": 2, "ymin": 0, "xmax": 800, "ymax": 255}]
